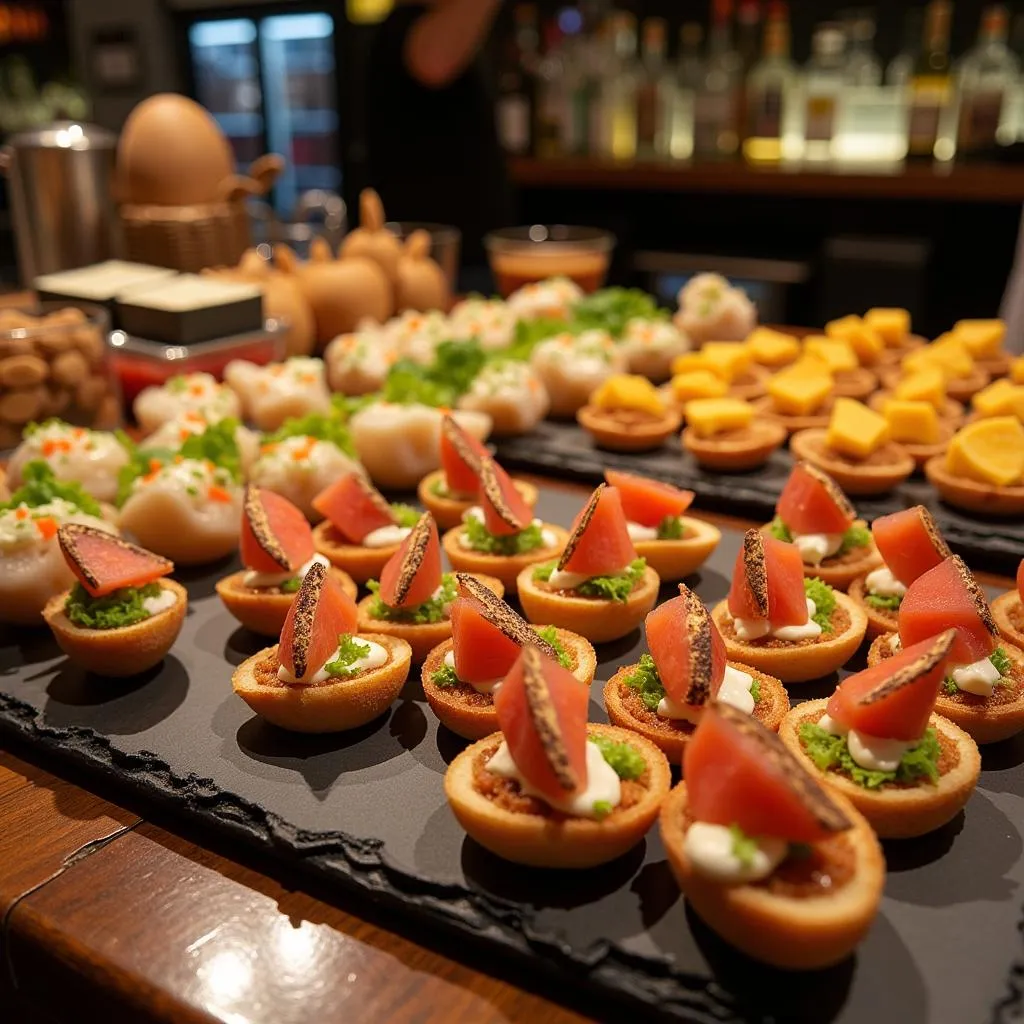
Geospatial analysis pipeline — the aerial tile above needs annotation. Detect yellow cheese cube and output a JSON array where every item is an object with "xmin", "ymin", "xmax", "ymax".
[
  {"xmin": 865, "ymin": 308, "xmax": 911, "ymax": 347},
  {"xmin": 893, "ymin": 367, "xmax": 946, "ymax": 409},
  {"xmin": 590, "ymin": 374, "xmax": 667, "ymax": 415},
  {"xmin": 953, "ymin": 318, "xmax": 1005, "ymax": 359},
  {"xmin": 1011, "ymin": 356, "xmax": 1024, "ymax": 384},
  {"xmin": 825, "ymin": 315, "xmax": 884, "ymax": 363},
  {"xmin": 946, "ymin": 416, "xmax": 1024, "ymax": 486},
  {"xmin": 785, "ymin": 353, "xmax": 834, "ymax": 379},
  {"xmin": 671, "ymin": 353, "xmax": 712, "ymax": 377},
  {"xmin": 883, "ymin": 399, "xmax": 940, "ymax": 444},
  {"xmin": 971, "ymin": 378, "xmax": 1017, "ymax": 418},
  {"xmin": 745, "ymin": 327, "xmax": 800, "ymax": 367},
  {"xmin": 826, "ymin": 397, "xmax": 890, "ymax": 458},
  {"xmin": 804, "ymin": 337, "xmax": 859, "ymax": 373},
  {"xmin": 685, "ymin": 397, "xmax": 754, "ymax": 438},
  {"xmin": 700, "ymin": 342, "xmax": 752, "ymax": 382},
  {"xmin": 768, "ymin": 371, "xmax": 833, "ymax": 415},
  {"xmin": 670, "ymin": 370, "xmax": 728, "ymax": 403},
  {"xmin": 902, "ymin": 338, "xmax": 975, "ymax": 380}
]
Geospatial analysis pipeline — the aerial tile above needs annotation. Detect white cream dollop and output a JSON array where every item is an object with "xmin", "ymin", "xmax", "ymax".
[
  {"xmin": 442, "ymin": 648, "xmax": 502, "ymax": 695},
  {"xmin": 950, "ymin": 655, "xmax": 1002, "ymax": 698},
  {"xmin": 277, "ymin": 637, "xmax": 388, "ymax": 686},
  {"xmin": 626, "ymin": 521, "xmax": 659, "ymax": 542},
  {"xmin": 142, "ymin": 588, "xmax": 178, "ymax": 616},
  {"xmin": 734, "ymin": 598, "xmax": 821, "ymax": 642},
  {"xmin": 362, "ymin": 524, "xmax": 412, "ymax": 549},
  {"xmin": 683, "ymin": 822, "xmax": 788, "ymax": 883},
  {"xmin": 792, "ymin": 532, "xmax": 844, "ymax": 566},
  {"xmin": 243, "ymin": 553, "xmax": 329, "ymax": 590},
  {"xmin": 889, "ymin": 633, "xmax": 903, "ymax": 653},
  {"xmin": 818, "ymin": 712, "xmax": 913, "ymax": 773},
  {"xmin": 865, "ymin": 566, "xmax": 907, "ymax": 599},
  {"xmin": 657, "ymin": 665, "xmax": 756, "ymax": 721},
  {"xmin": 485, "ymin": 738, "xmax": 621, "ymax": 819}
]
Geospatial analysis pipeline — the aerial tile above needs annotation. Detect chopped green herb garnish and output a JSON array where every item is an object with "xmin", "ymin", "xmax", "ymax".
[
  {"xmin": 1, "ymin": 461, "xmax": 102, "ymax": 517},
  {"xmin": 266, "ymin": 411, "xmax": 354, "ymax": 456},
  {"xmin": 464, "ymin": 515, "xmax": 546, "ymax": 556},
  {"xmin": 624, "ymin": 653, "xmax": 665, "ymax": 712},
  {"xmin": 656, "ymin": 515, "xmax": 685, "ymax": 541},
  {"xmin": 571, "ymin": 288, "xmax": 667, "ymax": 339},
  {"xmin": 590, "ymin": 734, "xmax": 646, "ymax": 780},
  {"xmin": 592, "ymin": 800, "xmax": 613, "ymax": 820},
  {"xmin": 324, "ymin": 634, "xmax": 373, "ymax": 677},
  {"xmin": 429, "ymin": 477, "xmax": 449, "ymax": 498},
  {"xmin": 279, "ymin": 577, "xmax": 302, "ymax": 594},
  {"xmin": 804, "ymin": 577, "xmax": 836, "ymax": 633},
  {"xmin": 866, "ymin": 593, "xmax": 902, "ymax": 611},
  {"xmin": 503, "ymin": 317, "xmax": 571, "ymax": 361},
  {"xmin": 768, "ymin": 516, "xmax": 793, "ymax": 542},
  {"xmin": 383, "ymin": 340, "xmax": 486, "ymax": 407},
  {"xmin": 64, "ymin": 581, "xmax": 162, "ymax": 630},
  {"xmin": 837, "ymin": 524, "xmax": 872, "ymax": 557},
  {"xmin": 729, "ymin": 823, "xmax": 759, "ymax": 868},
  {"xmin": 179, "ymin": 418, "xmax": 243, "ymax": 481},
  {"xmin": 575, "ymin": 558, "xmax": 647, "ymax": 603},
  {"xmin": 536, "ymin": 625, "xmax": 572, "ymax": 669},
  {"xmin": 942, "ymin": 677, "xmax": 960, "ymax": 696},
  {"xmin": 749, "ymin": 675, "xmax": 761, "ymax": 703},
  {"xmin": 798, "ymin": 722, "xmax": 941, "ymax": 789},
  {"xmin": 366, "ymin": 573, "xmax": 457, "ymax": 624},
  {"xmin": 431, "ymin": 663, "xmax": 460, "ymax": 688},
  {"xmin": 390, "ymin": 503, "xmax": 421, "ymax": 529}
]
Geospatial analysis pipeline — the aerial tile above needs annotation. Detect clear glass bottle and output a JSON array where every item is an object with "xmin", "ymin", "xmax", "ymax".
[
  {"xmin": 957, "ymin": 4, "xmax": 1020, "ymax": 156},
  {"xmin": 887, "ymin": 8, "xmax": 923, "ymax": 87},
  {"xmin": 667, "ymin": 22, "xmax": 704, "ymax": 160},
  {"xmin": 533, "ymin": 21, "xmax": 566, "ymax": 160},
  {"xmin": 694, "ymin": 0, "xmax": 741, "ymax": 160},
  {"xmin": 608, "ymin": 11, "xmax": 640, "ymax": 160},
  {"xmin": 844, "ymin": 12, "xmax": 882, "ymax": 87},
  {"xmin": 743, "ymin": 9, "xmax": 796, "ymax": 164},
  {"xmin": 907, "ymin": 0, "xmax": 953, "ymax": 160},
  {"xmin": 495, "ymin": 3, "xmax": 539, "ymax": 156},
  {"xmin": 636, "ymin": 17, "xmax": 669, "ymax": 159},
  {"xmin": 803, "ymin": 23, "xmax": 846, "ymax": 161},
  {"xmin": 561, "ymin": 31, "xmax": 595, "ymax": 157}
]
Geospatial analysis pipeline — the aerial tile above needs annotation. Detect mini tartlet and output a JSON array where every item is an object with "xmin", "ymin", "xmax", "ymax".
[
  {"xmin": 217, "ymin": 486, "xmax": 356, "ymax": 637},
  {"xmin": 312, "ymin": 471, "xmax": 418, "ymax": 584},
  {"xmin": 681, "ymin": 398, "xmax": 786, "ymax": 472},
  {"xmin": 577, "ymin": 374, "xmax": 681, "ymax": 452},
  {"xmin": 604, "ymin": 586, "xmax": 789, "ymax": 761},
  {"xmin": 516, "ymin": 484, "xmax": 659, "ymax": 644},
  {"xmin": 445, "ymin": 646, "xmax": 672, "ymax": 868},
  {"xmin": 43, "ymin": 524, "xmax": 186, "ymax": 677},
  {"xmin": 660, "ymin": 702, "xmax": 884, "ymax": 970},
  {"xmin": 868, "ymin": 387, "xmax": 965, "ymax": 429},
  {"xmin": 764, "ymin": 461, "xmax": 881, "ymax": 591},
  {"xmin": 232, "ymin": 562, "xmax": 411, "ymax": 733},
  {"xmin": 604, "ymin": 469, "xmax": 720, "ymax": 582},
  {"xmin": 356, "ymin": 511, "xmax": 503, "ymax": 662},
  {"xmin": 779, "ymin": 629, "xmax": 981, "ymax": 838},
  {"xmin": 418, "ymin": 414, "xmax": 537, "ymax": 529},
  {"xmin": 992, "ymin": 560, "xmax": 1024, "ymax": 649},
  {"xmin": 421, "ymin": 575, "xmax": 596, "ymax": 740},
  {"xmin": 710, "ymin": 529, "xmax": 868, "ymax": 683}
]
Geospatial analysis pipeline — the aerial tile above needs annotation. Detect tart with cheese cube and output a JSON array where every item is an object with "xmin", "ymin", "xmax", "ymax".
[
  {"xmin": 445, "ymin": 645, "xmax": 672, "ymax": 868},
  {"xmin": 825, "ymin": 315, "xmax": 885, "ymax": 366},
  {"xmin": 232, "ymin": 561, "xmax": 412, "ymax": 733},
  {"xmin": 803, "ymin": 336, "xmax": 877, "ymax": 400},
  {"xmin": 443, "ymin": 456, "xmax": 567, "ymax": 593},
  {"xmin": 882, "ymin": 336, "xmax": 990, "ymax": 404},
  {"xmin": 924, "ymin": 416, "xmax": 1024, "ymax": 516},
  {"xmin": 969, "ymin": 379, "xmax": 1024, "ymax": 424},
  {"xmin": 357, "ymin": 511, "xmax": 503, "ymax": 662},
  {"xmin": 878, "ymin": 398, "xmax": 954, "ymax": 468},
  {"xmin": 780, "ymin": 629, "xmax": 981, "ymax": 838},
  {"xmin": 992, "ymin": 559, "xmax": 1024, "ymax": 650},
  {"xmin": 710, "ymin": 530, "xmax": 867, "ymax": 683},
  {"xmin": 603, "ymin": 469, "xmax": 720, "ymax": 582},
  {"xmin": 702, "ymin": 342, "xmax": 771, "ymax": 401},
  {"xmin": 577, "ymin": 374, "xmax": 681, "ymax": 452},
  {"xmin": 422, "ymin": 575, "xmax": 596, "ymax": 740},
  {"xmin": 763, "ymin": 462, "xmax": 880, "ymax": 591},
  {"xmin": 868, "ymin": 369, "xmax": 965, "ymax": 428},
  {"xmin": 866, "ymin": 557, "xmax": 1024, "ymax": 744},
  {"xmin": 605, "ymin": 586, "xmax": 789, "ymax": 760},
  {"xmin": 790, "ymin": 398, "xmax": 914, "ymax": 496},
  {"xmin": 681, "ymin": 398, "xmax": 786, "ymax": 472},
  {"xmin": 661, "ymin": 368, "xmax": 729, "ymax": 409},
  {"xmin": 419, "ymin": 415, "xmax": 537, "ymax": 530},
  {"xmin": 660, "ymin": 702, "xmax": 883, "ymax": 970},
  {"xmin": 43, "ymin": 524, "xmax": 187, "ymax": 677},
  {"xmin": 751, "ymin": 362, "xmax": 835, "ymax": 434},
  {"xmin": 217, "ymin": 487, "xmax": 356, "ymax": 637},
  {"xmin": 517, "ymin": 484, "xmax": 659, "ymax": 643},
  {"xmin": 865, "ymin": 307, "xmax": 923, "ymax": 365},
  {"xmin": 954, "ymin": 318, "xmax": 1011, "ymax": 379},
  {"xmin": 744, "ymin": 327, "xmax": 800, "ymax": 369},
  {"xmin": 311, "ymin": 472, "xmax": 420, "ymax": 584}
]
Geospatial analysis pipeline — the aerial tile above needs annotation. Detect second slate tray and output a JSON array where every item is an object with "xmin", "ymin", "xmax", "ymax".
[
  {"xmin": 1, "ymin": 486, "xmax": 1023, "ymax": 1023},
  {"xmin": 494, "ymin": 421, "xmax": 1024, "ymax": 574}
]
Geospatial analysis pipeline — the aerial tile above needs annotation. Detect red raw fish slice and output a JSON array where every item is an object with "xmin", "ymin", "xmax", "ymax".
[
  {"xmin": 378, "ymin": 513, "xmax": 443, "ymax": 609},
  {"xmin": 871, "ymin": 506, "xmax": 951, "ymax": 587},
  {"xmin": 727, "ymin": 531, "xmax": 807, "ymax": 628},
  {"xmin": 479, "ymin": 456, "xmax": 533, "ymax": 537},
  {"xmin": 604, "ymin": 470, "xmax": 694, "ymax": 528},
  {"xmin": 899, "ymin": 556, "xmax": 998, "ymax": 665},
  {"xmin": 58, "ymin": 523, "xmax": 173, "ymax": 598},
  {"xmin": 826, "ymin": 630, "xmax": 954, "ymax": 740},
  {"xmin": 685, "ymin": 703, "xmax": 851, "ymax": 843},
  {"xmin": 240, "ymin": 487, "xmax": 315, "ymax": 573},
  {"xmin": 776, "ymin": 462, "xmax": 855, "ymax": 536},
  {"xmin": 279, "ymin": 561, "xmax": 358, "ymax": 683},
  {"xmin": 494, "ymin": 646, "xmax": 590, "ymax": 806},
  {"xmin": 451, "ymin": 599, "xmax": 524, "ymax": 682},
  {"xmin": 312, "ymin": 472, "xmax": 395, "ymax": 545},
  {"xmin": 440, "ymin": 415, "xmax": 489, "ymax": 495},
  {"xmin": 558, "ymin": 485, "xmax": 637, "ymax": 577},
  {"xmin": 646, "ymin": 588, "xmax": 726, "ymax": 706}
]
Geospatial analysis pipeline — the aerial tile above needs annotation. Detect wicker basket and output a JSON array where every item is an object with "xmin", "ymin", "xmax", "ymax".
[{"xmin": 119, "ymin": 200, "xmax": 251, "ymax": 273}]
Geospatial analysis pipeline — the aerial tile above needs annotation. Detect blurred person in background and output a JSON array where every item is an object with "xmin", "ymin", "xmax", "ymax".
[{"xmin": 364, "ymin": 0, "xmax": 515, "ymax": 289}]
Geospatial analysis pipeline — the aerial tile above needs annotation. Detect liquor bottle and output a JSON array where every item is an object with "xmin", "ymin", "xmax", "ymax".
[
  {"xmin": 562, "ymin": 31, "xmax": 594, "ymax": 157},
  {"xmin": 887, "ymin": 8, "xmax": 923, "ymax": 87},
  {"xmin": 636, "ymin": 17, "xmax": 669, "ymax": 159},
  {"xmin": 803, "ymin": 23, "xmax": 845, "ymax": 161},
  {"xmin": 907, "ymin": 1, "xmax": 953, "ymax": 160},
  {"xmin": 743, "ymin": 6, "xmax": 795, "ymax": 164},
  {"xmin": 607, "ymin": 11, "xmax": 640, "ymax": 160},
  {"xmin": 694, "ymin": 0, "xmax": 741, "ymax": 160},
  {"xmin": 496, "ymin": 3, "xmax": 538, "ymax": 156},
  {"xmin": 667, "ymin": 22, "xmax": 704, "ymax": 160},
  {"xmin": 957, "ymin": 5, "xmax": 1020, "ymax": 157},
  {"xmin": 533, "ymin": 21, "xmax": 566, "ymax": 160},
  {"xmin": 844, "ymin": 12, "xmax": 882, "ymax": 87}
]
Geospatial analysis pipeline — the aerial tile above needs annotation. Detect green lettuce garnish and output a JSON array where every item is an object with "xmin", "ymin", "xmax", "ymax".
[
  {"xmin": 536, "ymin": 625, "xmax": 572, "ymax": 669},
  {"xmin": 799, "ymin": 722, "xmax": 941, "ymax": 789},
  {"xmin": 266, "ymin": 411, "xmax": 354, "ymax": 456},
  {"xmin": 768, "ymin": 516, "xmax": 792, "ymax": 542},
  {"xmin": 1, "ymin": 461, "xmax": 101, "ymax": 517},
  {"xmin": 391, "ymin": 504, "xmax": 421, "ymax": 529},
  {"xmin": 503, "ymin": 317, "xmax": 571, "ymax": 362},
  {"xmin": 749, "ymin": 676, "xmax": 761, "ymax": 703},
  {"xmin": 431, "ymin": 663, "xmax": 460, "ymax": 688},
  {"xmin": 429, "ymin": 477, "xmax": 448, "ymax": 498},
  {"xmin": 279, "ymin": 577, "xmax": 302, "ymax": 594},
  {"xmin": 366, "ymin": 572, "xmax": 457, "ymax": 624},
  {"xmin": 866, "ymin": 593, "xmax": 902, "ymax": 611},
  {"xmin": 383, "ymin": 340, "xmax": 486, "ymax": 407},
  {"xmin": 837, "ymin": 524, "xmax": 871, "ymax": 556},
  {"xmin": 533, "ymin": 558, "xmax": 647, "ymax": 603},
  {"xmin": 592, "ymin": 800, "xmax": 613, "ymax": 820},
  {"xmin": 624, "ymin": 653, "xmax": 665, "ymax": 711},
  {"xmin": 64, "ymin": 581, "xmax": 162, "ymax": 630},
  {"xmin": 943, "ymin": 648, "xmax": 1014, "ymax": 695},
  {"xmin": 463, "ymin": 515, "xmax": 545, "ymax": 556},
  {"xmin": 571, "ymin": 287, "xmax": 668, "ymax": 339},
  {"xmin": 729, "ymin": 824, "xmax": 759, "ymax": 868},
  {"xmin": 590, "ymin": 733, "xmax": 646, "ymax": 780},
  {"xmin": 804, "ymin": 577, "xmax": 836, "ymax": 633},
  {"xmin": 178, "ymin": 418, "xmax": 243, "ymax": 481},
  {"xmin": 656, "ymin": 515, "xmax": 685, "ymax": 541},
  {"xmin": 324, "ymin": 634, "xmax": 375, "ymax": 677}
]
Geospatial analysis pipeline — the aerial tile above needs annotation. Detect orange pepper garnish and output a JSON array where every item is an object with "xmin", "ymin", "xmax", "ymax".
[
  {"xmin": 148, "ymin": 458, "xmax": 162, "ymax": 473},
  {"xmin": 207, "ymin": 485, "xmax": 232, "ymax": 503},
  {"xmin": 179, "ymin": 429, "xmax": 191, "ymax": 442},
  {"xmin": 34, "ymin": 517, "xmax": 57, "ymax": 540},
  {"xmin": 72, "ymin": 428, "xmax": 85, "ymax": 439},
  {"xmin": 189, "ymin": 384, "xmax": 205, "ymax": 396},
  {"xmin": 15, "ymin": 507, "xmax": 28, "ymax": 520}
]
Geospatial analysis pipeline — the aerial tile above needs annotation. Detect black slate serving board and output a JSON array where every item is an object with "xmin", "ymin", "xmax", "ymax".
[
  {"xmin": 493, "ymin": 422, "xmax": 1024, "ymax": 575},
  {"xmin": 2, "ymin": 486, "xmax": 1024, "ymax": 1024}
]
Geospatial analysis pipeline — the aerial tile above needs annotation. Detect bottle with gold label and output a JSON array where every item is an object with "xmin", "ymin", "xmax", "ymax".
[
  {"xmin": 744, "ymin": 7, "xmax": 798, "ymax": 164},
  {"xmin": 908, "ymin": 0, "xmax": 954, "ymax": 160},
  {"xmin": 803, "ymin": 24, "xmax": 846, "ymax": 161}
]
